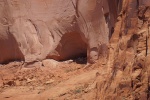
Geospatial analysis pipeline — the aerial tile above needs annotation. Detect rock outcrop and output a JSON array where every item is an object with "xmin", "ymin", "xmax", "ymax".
[
  {"xmin": 0, "ymin": 0, "xmax": 119, "ymax": 64},
  {"xmin": 1, "ymin": 0, "xmax": 150, "ymax": 100},
  {"xmin": 96, "ymin": 0, "xmax": 150, "ymax": 99}
]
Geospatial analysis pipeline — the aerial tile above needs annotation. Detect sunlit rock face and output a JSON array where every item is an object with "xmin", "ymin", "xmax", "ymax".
[
  {"xmin": 0, "ymin": 0, "xmax": 120, "ymax": 64},
  {"xmin": 95, "ymin": 0, "xmax": 150, "ymax": 99}
]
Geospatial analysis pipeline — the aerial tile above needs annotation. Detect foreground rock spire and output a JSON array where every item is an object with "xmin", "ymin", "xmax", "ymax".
[{"xmin": 96, "ymin": 0, "xmax": 150, "ymax": 99}]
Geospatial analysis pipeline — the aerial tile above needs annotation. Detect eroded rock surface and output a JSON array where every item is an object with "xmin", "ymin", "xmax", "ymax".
[
  {"xmin": 0, "ymin": 0, "xmax": 119, "ymax": 64},
  {"xmin": 1, "ymin": 0, "xmax": 150, "ymax": 100},
  {"xmin": 96, "ymin": 0, "xmax": 150, "ymax": 100}
]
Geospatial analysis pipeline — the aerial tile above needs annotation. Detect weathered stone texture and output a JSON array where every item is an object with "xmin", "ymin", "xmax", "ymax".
[{"xmin": 0, "ymin": 0, "xmax": 119, "ymax": 64}]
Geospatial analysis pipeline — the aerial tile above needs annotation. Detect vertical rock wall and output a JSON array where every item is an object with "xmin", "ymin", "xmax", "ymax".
[
  {"xmin": 96, "ymin": 0, "xmax": 150, "ymax": 99},
  {"xmin": 0, "ymin": 0, "xmax": 119, "ymax": 64}
]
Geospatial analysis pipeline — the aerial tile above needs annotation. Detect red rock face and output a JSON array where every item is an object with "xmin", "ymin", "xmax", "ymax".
[
  {"xmin": 0, "ymin": 0, "xmax": 150, "ymax": 99},
  {"xmin": 0, "ymin": 0, "xmax": 120, "ymax": 64},
  {"xmin": 96, "ymin": 0, "xmax": 150, "ymax": 99}
]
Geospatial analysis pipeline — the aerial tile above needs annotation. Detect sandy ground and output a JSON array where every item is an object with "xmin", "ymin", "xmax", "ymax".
[{"xmin": 0, "ymin": 60, "xmax": 107, "ymax": 100}]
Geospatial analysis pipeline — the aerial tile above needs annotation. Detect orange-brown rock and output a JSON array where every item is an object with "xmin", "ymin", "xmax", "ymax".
[
  {"xmin": 0, "ymin": 0, "xmax": 150, "ymax": 100},
  {"xmin": 0, "ymin": 0, "xmax": 119, "ymax": 64},
  {"xmin": 96, "ymin": 0, "xmax": 150, "ymax": 100}
]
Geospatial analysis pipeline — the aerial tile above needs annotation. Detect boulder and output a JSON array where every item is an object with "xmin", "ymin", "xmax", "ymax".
[{"xmin": 42, "ymin": 59, "xmax": 59, "ymax": 68}]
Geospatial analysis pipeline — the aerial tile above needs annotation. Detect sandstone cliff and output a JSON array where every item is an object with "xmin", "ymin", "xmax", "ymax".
[
  {"xmin": 0, "ymin": 0, "xmax": 119, "ymax": 64},
  {"xmin": 96, "ymin": 0, "xmax": 150, "ymax": 99},
  {"xmin": 0, "ymin": 0, "xmax": 150, "ymax": 100}
]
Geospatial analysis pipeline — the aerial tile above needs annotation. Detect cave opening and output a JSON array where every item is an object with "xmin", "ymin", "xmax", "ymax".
[{"xmin": 48, "ymin": 31, "xmax": 88, "ymax": 64}]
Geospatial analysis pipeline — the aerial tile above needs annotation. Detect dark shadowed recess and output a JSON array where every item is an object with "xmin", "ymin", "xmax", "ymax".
[
  {"xmin": 47, "ymin": 31, "xmax": 87, "ymax": 64},
  {"xmin": 0, "ymin": 33, "xmax": 24, "ymax": 64}
]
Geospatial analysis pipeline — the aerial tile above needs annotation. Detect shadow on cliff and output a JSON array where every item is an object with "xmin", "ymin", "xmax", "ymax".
[{"xmin": 0, "ymin": 33, "xmax": 24, "ymax": 64}]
